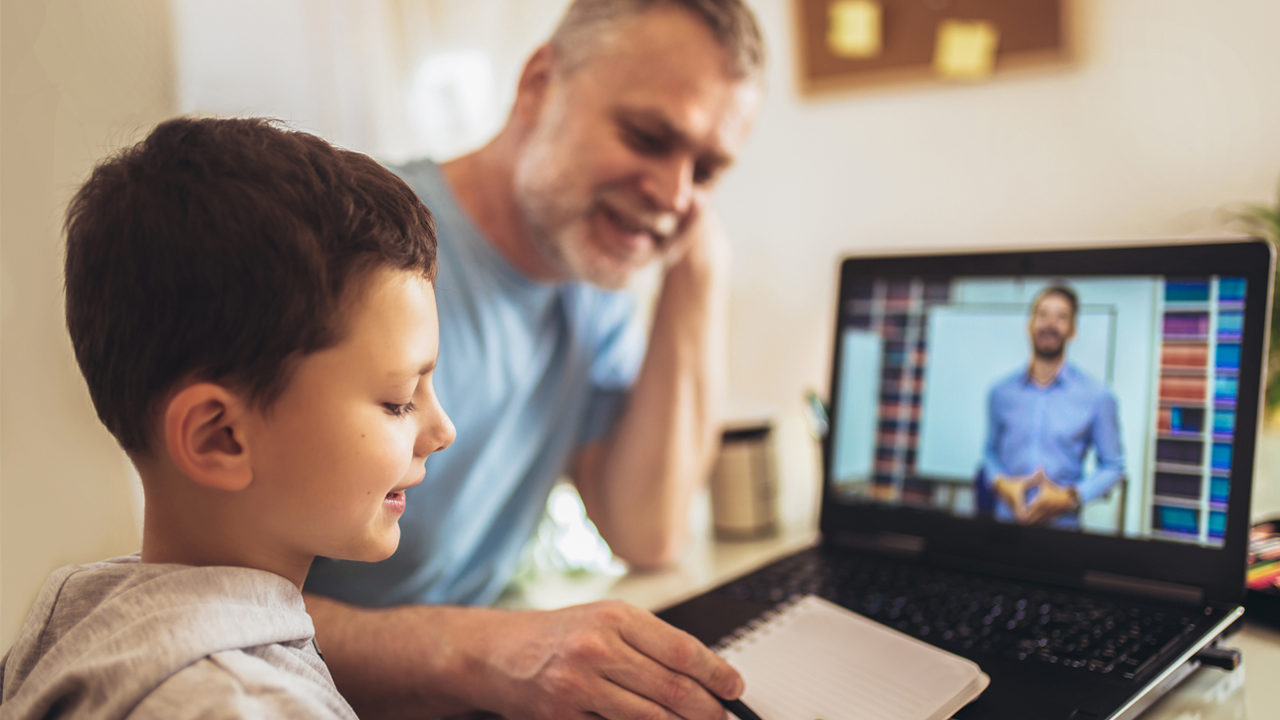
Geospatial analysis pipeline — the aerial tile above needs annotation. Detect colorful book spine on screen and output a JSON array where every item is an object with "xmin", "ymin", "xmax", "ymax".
[{"xmin": 1152, "ymin": 277, "xmax": 1245, "ymax": 546}]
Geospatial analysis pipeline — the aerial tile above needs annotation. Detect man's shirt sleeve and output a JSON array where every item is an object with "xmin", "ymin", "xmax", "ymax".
[
  {"xmin": 575, "ymin": 290, "xmax": 647, "ymax": 446},
  {"xmin": 982, "ymin": 383, "xmax": 1009, "ymax": 486},
  {"xmin": 1076, "ymin": 390, "xmax": 1125, "ymax": 504}
]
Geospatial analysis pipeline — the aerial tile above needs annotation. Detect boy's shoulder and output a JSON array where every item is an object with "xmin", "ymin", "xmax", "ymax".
[
  {"xmin": 128, "ymin": 647, "xmax": 354, "ymax": 719},
  {"xmin": 2, "ymin": 557, "xmax": 354, "ymax": 720}
]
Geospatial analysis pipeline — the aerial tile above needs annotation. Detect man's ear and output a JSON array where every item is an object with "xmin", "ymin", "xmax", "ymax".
[
  {"xmin": 513, "ymin": 44, "xmax": 556, "ymax": 126},
  {"xmin": 163, "ymin": 382, "xmax": 254, "ymax": 492}
]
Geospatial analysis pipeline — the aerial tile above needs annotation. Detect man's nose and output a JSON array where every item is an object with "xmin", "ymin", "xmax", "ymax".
[{"xmin": 641, "ymin": 155, "xmax": 695, "ymax": 215}]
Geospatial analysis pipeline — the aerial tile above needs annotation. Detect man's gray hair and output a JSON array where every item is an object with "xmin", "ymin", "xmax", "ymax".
[{"xmin": 549, "ymin": 0, "xmax": 765, "ymax": 80}]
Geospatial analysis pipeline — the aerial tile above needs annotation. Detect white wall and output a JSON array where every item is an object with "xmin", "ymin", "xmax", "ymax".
[
  {"xmin": 722, "ymin": 0, "xmax": 1280, "ymax": 421},
  {"xmin": 170, "ymin": 0, "xmax": 567, "ymax": 161},
  {"xmin": 3, "ymin": 0, "xmax": 1278, "ymax": 649},
  {"xmin": 1, "ymin": 0, "xmax": 177, "ymax": 649},
  {"xmin": 168, "ymin": 0, "xmax": 1280, "ymax": 420},
  {"xmin": 720, "ymin": 1, "xmax": 1280, "ymax": 521}
]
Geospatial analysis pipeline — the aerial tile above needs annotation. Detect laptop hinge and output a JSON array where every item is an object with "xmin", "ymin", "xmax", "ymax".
[
  {"xmin": 826, "ymin": 530, "xmax": 925, "ymax": 559},
  {"xmin": 1082, "ymin": 570, "xmax": 1204, "ymax": 605}
]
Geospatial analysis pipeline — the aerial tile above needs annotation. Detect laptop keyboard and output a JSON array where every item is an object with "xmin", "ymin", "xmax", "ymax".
[{"xmin": 718, "ymin": 550, "xmax": 1203, "ymax": 682}]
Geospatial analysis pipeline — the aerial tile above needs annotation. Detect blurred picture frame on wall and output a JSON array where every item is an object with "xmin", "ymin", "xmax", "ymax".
[{"xmin": 793, "ymin": 0, "xmax": 1075, "ymax": 94}]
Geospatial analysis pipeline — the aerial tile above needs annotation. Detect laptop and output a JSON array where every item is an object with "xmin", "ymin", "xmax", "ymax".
[{"xmin": 659, "ymin": 238, "xmax": 1275, "ymax": 720}]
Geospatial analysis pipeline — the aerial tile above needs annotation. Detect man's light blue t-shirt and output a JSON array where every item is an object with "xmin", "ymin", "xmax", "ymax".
[
  {"xmin": 305, "ymin": 160, "xmax": 646, "ymax": 607},
  {"xmin": 982, "ymin": 362, "xmax": 1125, "ymax": 530}
]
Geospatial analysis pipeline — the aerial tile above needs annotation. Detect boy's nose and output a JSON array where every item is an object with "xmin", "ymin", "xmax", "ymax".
[{"xmin": 417, "ymin": 401, "xmax": 456, "ymax": 457}]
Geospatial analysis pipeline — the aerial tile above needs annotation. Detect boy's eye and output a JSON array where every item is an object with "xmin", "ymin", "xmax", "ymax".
[{"xmin": 383, "ymin": 401, "xmax": 418, "ymax": 418}]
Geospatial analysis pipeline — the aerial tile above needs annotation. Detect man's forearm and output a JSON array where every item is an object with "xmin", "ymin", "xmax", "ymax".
[
  {"xmin": 577, "ymin": 225, "xmax": 729, "ymax": 569},
  {"xmin": 304, "ymin": 592, "xmax": 492, "ymax": 720},
  {"xmin": 1079, "ymin": 398, "xmax": 1125, "ymax": 504},
  {"xmin": 1077, "ymin": 466, "xmax": 1123, "ymax": 505},
  {"xmin": 305, "ymin": 592, "xmax": 745, "ymax": 720}
]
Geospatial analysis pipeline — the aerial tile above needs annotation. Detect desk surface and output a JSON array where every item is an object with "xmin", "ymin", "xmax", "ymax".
[{"xmin": 502, "ymin": 429, "xmax": 1280, "ymax": 719}]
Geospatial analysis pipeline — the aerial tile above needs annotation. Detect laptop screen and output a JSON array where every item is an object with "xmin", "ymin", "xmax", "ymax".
[
  {"xmin": 830, "ymin": 273, "xmax": 1248, "ymax": 548},
  {"xmin": 822, "ymin": 241, "xmax": 1273, "ymax": 598}
]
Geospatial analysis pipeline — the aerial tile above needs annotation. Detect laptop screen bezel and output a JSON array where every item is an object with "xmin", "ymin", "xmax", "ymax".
[{"xmin": 820, "ymin": 239, "xmax": 1275, "ymax": 605}]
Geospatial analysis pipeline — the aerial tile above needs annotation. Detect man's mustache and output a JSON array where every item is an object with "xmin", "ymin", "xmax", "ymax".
[{"xmin": 1033, "ymin": 328, "xmax": 1067, "ymax": 361}]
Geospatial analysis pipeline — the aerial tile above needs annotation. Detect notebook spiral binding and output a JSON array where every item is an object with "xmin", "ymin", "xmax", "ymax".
[{"xmin": 711, "ymin": 594, "xmax": 807, "ymax": 653}]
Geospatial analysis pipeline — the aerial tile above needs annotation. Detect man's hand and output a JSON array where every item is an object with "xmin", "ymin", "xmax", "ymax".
[
  {"xmin": 992, "ymin": 473, "xmax": 1038, "ymax": 521},
  {"xmin": 306, "ymin": 593, "xmax": 742, "ymax": 720},
  {"xmin": 993, "ymin": 469, "xmax": 1079, "ymax": 526},
  {"xmin": 482, "ymin": 600, "xmax": 742, "ymax": 720},
  {"xmin": 659, "ymin": 201, "xmax": 729, "ymax": 277},
  {"xmin": 1021, "ymin": 474, "xmax": 1079, "ymax": 526}
]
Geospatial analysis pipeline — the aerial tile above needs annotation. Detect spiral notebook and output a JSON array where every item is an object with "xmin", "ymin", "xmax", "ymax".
[{"xmin": 715, "ymin": 595, "xmax": 989, "ymax": 720}]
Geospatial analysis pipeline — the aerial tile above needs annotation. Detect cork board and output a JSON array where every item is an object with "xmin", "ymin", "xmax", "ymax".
[{"xmin": 794, "ymin": 0, "xmax": 1073, "ymax": 94}]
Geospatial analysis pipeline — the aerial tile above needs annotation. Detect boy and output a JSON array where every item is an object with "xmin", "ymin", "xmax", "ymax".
[{"xmin": 0, "ymin": 117, "xmax": 455, "ymax": 718}]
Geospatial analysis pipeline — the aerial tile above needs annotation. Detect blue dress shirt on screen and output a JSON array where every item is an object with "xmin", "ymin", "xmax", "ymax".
[{"xmin": 982, "ymin": 362, "xmax": 1125, "ymax": 530}]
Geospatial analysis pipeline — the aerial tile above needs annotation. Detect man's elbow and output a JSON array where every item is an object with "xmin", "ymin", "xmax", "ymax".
[{"xmin": 613, "ymin": 532, "xmax": 686, "ymax": 571}]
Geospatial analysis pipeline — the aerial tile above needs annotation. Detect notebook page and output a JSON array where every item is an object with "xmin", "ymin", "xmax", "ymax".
[{"xmin": 717, "ymin": 595, "xmax": 989, "ymax": 720}]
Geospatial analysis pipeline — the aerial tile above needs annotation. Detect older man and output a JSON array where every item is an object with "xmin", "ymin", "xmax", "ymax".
[
  {"xmin": 303, "ymin": 2, "xmax": 766, "ymax": 719},
  {"xmin": 984, "ymin": 285, "xmax": 1125, "ymax": 529}
]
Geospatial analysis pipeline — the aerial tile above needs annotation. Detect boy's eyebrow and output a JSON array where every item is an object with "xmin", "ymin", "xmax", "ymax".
[{"xmin": 389, "ymin": 360, "xmax": 436, "ymax": 383}]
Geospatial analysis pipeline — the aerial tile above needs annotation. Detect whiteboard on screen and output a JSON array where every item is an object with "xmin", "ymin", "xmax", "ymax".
[
  {"xmin": 832, "ymin": 329, "xmax": 884, "ymax": 483},
  {"xmin": 916, "ymin": 306, "xmax": 1116, "ymax": 481}
]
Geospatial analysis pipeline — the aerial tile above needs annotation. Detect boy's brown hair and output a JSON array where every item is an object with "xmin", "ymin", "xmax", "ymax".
[{"xmin": 64, "ymin": 117, "xmax": 437, "ymax": 454}]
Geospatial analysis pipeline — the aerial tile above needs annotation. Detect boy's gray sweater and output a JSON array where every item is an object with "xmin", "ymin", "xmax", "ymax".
[{"xmin": 0, "ymin": 555, "xmax": 357, "ymax": 719}]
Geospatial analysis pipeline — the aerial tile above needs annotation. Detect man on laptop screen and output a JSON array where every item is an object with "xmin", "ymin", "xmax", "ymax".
[{"xmin": 984, "ymin": 284, "xmax": 1125, "ymax": 529}]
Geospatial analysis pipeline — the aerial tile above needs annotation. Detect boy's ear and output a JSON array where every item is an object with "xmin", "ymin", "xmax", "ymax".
[
  {"xmin": 513, "ymin": 44, "xmax": 555, "ymax": 126},
  {"xmin": 163, "ymin": 383, "xmax": 254, "ymax": 492}
]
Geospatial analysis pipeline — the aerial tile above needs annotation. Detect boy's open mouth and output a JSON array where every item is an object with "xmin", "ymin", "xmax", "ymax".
[{"xmin": 383, "ymin": 490, "xmax": 408, "ymax": 514}]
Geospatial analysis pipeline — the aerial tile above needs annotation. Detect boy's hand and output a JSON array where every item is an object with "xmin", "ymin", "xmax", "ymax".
[{"xmin": 481, "ymin": 601, "xmax": 742, "ymax": 720}]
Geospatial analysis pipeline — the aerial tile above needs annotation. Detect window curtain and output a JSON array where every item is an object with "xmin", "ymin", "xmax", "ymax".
[{"xmin": 170, "ymin": 0, "xmax": 568, "ymax": 162}]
